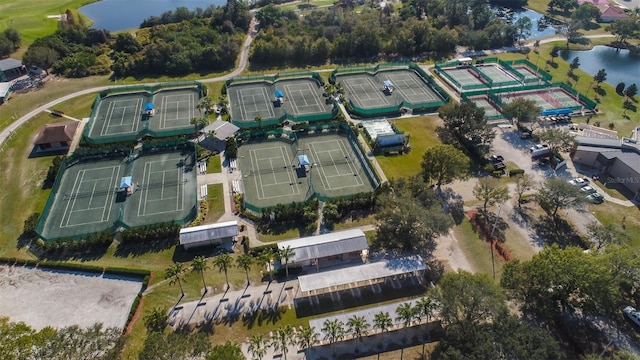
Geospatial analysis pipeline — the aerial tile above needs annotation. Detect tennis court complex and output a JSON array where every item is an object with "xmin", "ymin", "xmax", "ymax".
[
  {"xmin": 37, "ymin": 148, "xmax": 197, "ymax": 240},
  {"xmin": 228, "ymin": 82, "xmax": 284, "ymax": 123},
  {"xmin": 87, "ymin": 92, "xmax": 150, "ymax": 141},
  {"xmin": 467, "ymin": 96, "xmax": 502, "ymax": 119},
  {"xmin": 149, "ymin": 88, "xmax": 198, "ymax": 133},
  {"xmin": 498, "ymin": 87, "xmax": 583, "ymax": 111},
  {"xmin": 276, "ymin": 79, "xmax": 333, "ymax": 117},
  {"xmin": 338, "ymin": 73, "xmax": 395, "ymax": 110},
  {"xmin": 238, "ymin": 132, "xmax": 378, "ymax": 210},
  {"xmin": 439, "ymin": 66, "xmax": 489, "ymax": 90},
  {"xmin": 377, "ymin": 69, "xmax": 443, "ymax": 105},
  {"xmin": 475, "ymin": 64, "xmax": 519, "ymax": 84}
]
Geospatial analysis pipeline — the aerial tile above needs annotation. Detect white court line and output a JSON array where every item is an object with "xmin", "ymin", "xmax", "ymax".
[
  {"xmin": 99, "ymin": 101, "xmax": 115, "ymax": 136},
  {"xmin": 280, "ymin": 146, "xmax": 300, "ymax": 194},
  {"xmin": 250, "ymin": 149, "xmax": 266, "ymax": 200},
  {"xmin": 260, "ymin": 87, "xmax": 275, "ymax": 117},
  {"xmin": 61, "ymin": 170, "xmax": 87, "ymax": 227},
  {"xmin": 61, "ymin": 167, "xmax": 120, "ymax": 228},
  {"xmin": 139, "ymin": 161, "xmax": 152, "ymax": 216}
]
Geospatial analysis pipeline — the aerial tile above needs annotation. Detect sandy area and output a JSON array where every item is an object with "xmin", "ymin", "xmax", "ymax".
[{"xmin": 0, "ymin": 265, "xmax": 142, "ymax": 330}]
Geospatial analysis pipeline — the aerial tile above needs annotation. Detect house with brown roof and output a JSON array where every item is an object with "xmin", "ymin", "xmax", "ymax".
[
  {"xmin": 577, "ymin": 0, "xmax": 630, "ymax": 22},
  {"xmin": 33, "ymin": 121, "xmax": 79, "ymax": 152}
]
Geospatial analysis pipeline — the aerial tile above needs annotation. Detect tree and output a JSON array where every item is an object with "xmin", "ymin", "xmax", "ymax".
[
  {"xmin": 593, "ymin": 69, "xmax": 607, "ymax": 89},
  {"xmin": 436, "ymin": 271, "xmax": 507, "ymax": 326},
  {"xmin": 395, "ymin": 302, "xmax": 416, "ymax": 342},
  {"xmin": 190, "ymin": 116, "xmax": 208, "ymax": 135},
  {"xmin": 501, "ymin": 245, "xmax": 618, "ymax": 321},
  {"xmin": 191, "ymin": 255, "xmax": 210, "ymax": 294},
  {"xmin": 515, "ymin": 16, "xmax": 533, "ymax": 42},
  {"xmin": 271, "ymin": 325, "xmax": 294, "ymax": 360},
  {"xmin": 257, "ymin": 247, "xmax": 276, "ymax": 282},
  {"xmin": 255, "ymin": 115, "xmax": 263, "ymax": 128},
  {"xmin": 536, "ymin": 177, "xmax": 585, "ymax": 220},
  {"xmin": 501, "ymin": 97, "xmax": 542, "ymax": 126},
  {"xmin": 248, "ymin": 334, "xmax": 268, "ymax": 360},
  {"xmin": 140, "ymin": 332, "xmax": 210, "ymax": 360},
  {"xmin": 373, "ymin": 311, "xmax": 393, "ymax": 346},
  {"xmin": 346, "ymin": 315, "xmax": 370, "ymax": 352},
  {"xmin": 473, "ymin": 177, "xmax": 510, "ymax": 216},
  {"xmin": 236, "ymin": 254, "xmax": 253, "ymax": 285},
  {"xmin": 609, "ymin": 18, "xmax": 639, "ymax": 43},
  {"xmin": 206, "ymin": 340, "xmax": 244, "ymax": 360},
  {"xmin": 296, "ymin": 326, "xmax": 319, "ymax": 359},
  {"xmin": 515, "ymin": 174, "xmax": 536, "ymax": 208},
  {"xmin": 572, "ymin": 3, "xmax": 601, "ymax": 28},
  {"xmin": 212, "ymin": 253, "xmax": 233, "ymax": 289},
  {"xmin": 549, "ymin": 47, "xmax": 559, "ymax": 64},
  {"xmin": 278, "ymin": 245, "xmax": 295, "ymax": 278},
  {"xmin": 3, "ymin": 28, "xmax": 21, "ymax": 50},
  {"xmin": 321, "ymin": 319, "xmax": 345, "ymax": 356},
  {"xmin": 225, "ymin": 137, "xmax": 238, "ymax": 159},
  {"xmin": 586, "ymin": 222, "xmax": 619, "ymax": 250},
  {"xmin": 624, "ymin": 83, "xmax": 637, "ymax": 102},
  {"xmin": 197, "ymin": 96, "xmax": 215, "ymax": 115},
  {"xmin": 164, "ymin": 262, "xmax": 186, "ymax": 297},
  {"xmin": 421, "ymin": 144, "xmax": 469, "ymax": 188},
  {"xmin": 569, "ymin": 56, "xmax": 580, "ymax": 75},
  {"xmin": 22, "ymin": 46, "xmax": 59, "ymax": 74},
  {"xmin": 437, "ymin": 101, "xmax": 493, "ymax": 156},
  {"xmin": 415, "ymin": 296, "xmax": 437, "ymax": 325},
  {"xmin": 536, "ymin": 128, "xmax": 576, "ymax": 154},
  {"xmin": 144, "ymin": 307, "xmax": 168, "ymax": 333},
  {"xmin": 616, "ymin": 82, "xmax": 626, "ymax": 95}
]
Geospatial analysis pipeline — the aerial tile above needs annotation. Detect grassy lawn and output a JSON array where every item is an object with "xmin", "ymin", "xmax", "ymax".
[
  {"xmin": 332, "ymin": 214, "xmax": 375, "ymax": 230},
  {"xmin": 256, "ymin": 228, "xmax": 302, "ymax": 243},
  {"xmin": 0, "ymin": 0, "xmax": 96, "ymax": 48},
  {"xmin": 206, "ymin": 155, "xmax": 222, "ymax": 174},
  {"xmin": 588, "ymin": 202, "xmax": 640, "ymax": 249},
  {"xmin": 53, "ymin": 92, "xmax": 98, "ymax": 120},
  {"xmin": 375, "ymin": 115, "xmax": 441, "ymax": 180},
  {"xmin": 452, "ymin": 219, "xmax": 504, "ymax": 280},
  {"xmin": 205, "ymin": 184, "xmax": 225, "ymax": 223}
]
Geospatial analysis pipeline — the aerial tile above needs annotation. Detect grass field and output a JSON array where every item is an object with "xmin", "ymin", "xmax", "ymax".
[
  {"xmin": 375, "ymin": 115, "xmax": 441, "ymax": 180},
  {"xmin": 0, "ymin": 0, "xmax": 95, "ymax": 49},
  {"xmin": 453, "ymin": 219, "xmax": 504, "ymax": 279},
  {"xmin": 204, "ymin": 184, "xmax": 225, "ymax": 223}
]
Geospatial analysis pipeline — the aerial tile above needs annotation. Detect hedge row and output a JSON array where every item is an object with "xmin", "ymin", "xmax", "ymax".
[{"xmin": 0, "ymin": 257, "xmax": 150, "ymax": 280}]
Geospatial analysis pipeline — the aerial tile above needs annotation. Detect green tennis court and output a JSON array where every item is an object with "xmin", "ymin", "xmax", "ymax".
[
  {"xmin": 337, "ymin": 73, "xmax": 395, "ymax": 110},
  {"xmin": 238, "ymin": 132, "xmax": 378, "ymax": 210},
  {"xmin": 475, "ymin": 64, "xmax": 519, "ymax": 84},
  {"xmin": 275, "ymin": 79, "xmax": 332, "ymax": 116},
  {"xmin": 88, "ymin": 92, "xmax": 150, "ymax": 141},
  {"xmin": 37, "ymin": 148, "xmax": 197, "ymax": 240},
  {"xmin": 467, "ymin": 96, "xmax": 502, "ymax": 119},
  {"xmin": 377, "ymin": 69, "xmax": 444, "ymax": 104},
  {"xmin": 439, "ymin": 66, "xmax": 488, "ymax": 88},
  {"xmin": 149, "ymin": 88, "xmax": 199, "ymax": 133},
  {"xmin": 228, "ymin": 82, "xmax": 284, "ymax": 123},
  {"xmin": 499, "ymin": 87, "xmax": 583, "ymax": 111},
  {"xmin": 511, "ymin": 65, "xmax": 542, "ymax": 81}
]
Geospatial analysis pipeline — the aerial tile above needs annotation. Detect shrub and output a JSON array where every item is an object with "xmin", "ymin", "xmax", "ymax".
[{"xmin": 509, "ymin": 169, "xmax": 525, "ymax": 177}]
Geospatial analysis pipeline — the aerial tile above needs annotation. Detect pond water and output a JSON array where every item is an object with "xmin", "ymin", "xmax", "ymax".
[
  {"xmin": 494, "ymin": 7, "xmax": 563, "ymax": 40},
  {"xmin": 561, "ymin": 46, "xmax": 640, "ymax": 87},
  {"xmin": 80, "ymin": 0, "xmax": 226, "ymax": 32}
]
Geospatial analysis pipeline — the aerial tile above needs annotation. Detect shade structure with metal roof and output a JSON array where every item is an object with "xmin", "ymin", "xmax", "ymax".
[
  {"xmin": 297, "ymin": 255, "xmax": 426, "ymax": 296},
  {"xmin": 277, "ymin": 229, "xmax": 368, "ymax": 266},
  {"xmin": 179, "ymin": 220, "xmax": 238, "ymax": 249}
]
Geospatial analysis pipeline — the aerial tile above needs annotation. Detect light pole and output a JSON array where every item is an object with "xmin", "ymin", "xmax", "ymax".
[{"xmin": 488, "ymin": 206, "xmax": 502, "ymax": 279}]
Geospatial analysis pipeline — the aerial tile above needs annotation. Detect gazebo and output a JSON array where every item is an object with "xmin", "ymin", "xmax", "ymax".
[{"xmin": 120, "ymin": 176, "xmax": 133, "ymax": 196}]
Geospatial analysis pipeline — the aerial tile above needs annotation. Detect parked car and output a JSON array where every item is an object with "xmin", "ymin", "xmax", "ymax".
[
  {"xmin": 529, "ymin": 144, "xmax": 548, "ymax": 153},
  {"xmin": 587, "ymin": 192, "xmax": 604, "ymax": 204},
  {"xmin": 580, "ymin": 185, "xmax": 596, "ymax": 194},
  {"xmin": 624, "ymin": 306, "xmax": 640, "ymax": 326},
  {"xmin": 568, "ymin": 178, "xmax": 589, "ymax": 186},
  {"xmin": 489, "ymin": 155, "xmax": 504, "ymax": 163}
]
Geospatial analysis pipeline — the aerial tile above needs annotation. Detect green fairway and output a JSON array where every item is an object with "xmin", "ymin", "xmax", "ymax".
[{"xmin": 0, "ymin": 0, "xmax": 95, "ymax": 48}]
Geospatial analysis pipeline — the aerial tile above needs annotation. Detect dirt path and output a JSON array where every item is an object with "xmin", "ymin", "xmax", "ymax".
[{"xmin": 434, "ymin": 230, "xmax": 474, "ymax": 272}]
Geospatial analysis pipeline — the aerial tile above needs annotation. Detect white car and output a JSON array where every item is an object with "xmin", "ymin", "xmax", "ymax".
[
  {"xmin": 624, "ymin": 306, "xmax": 640, "ymax": 326},
  {"xmin": 580, "ymin": 185, "xmax": 596, "ymax": 194},
  {"xmin": 529, "ymin": 144, "xmax": 549, "ymax": 153},
  {"xmin": 568, "ymin": 178, "xmax": 589, "ymax": 187}
]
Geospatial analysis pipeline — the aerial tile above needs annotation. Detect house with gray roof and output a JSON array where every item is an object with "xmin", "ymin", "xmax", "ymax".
[
  {"xmin": 0, "ymin": 58, "xmax": 26, "ymax": 82},
  {"xmin": 179, "ymin": 220, "xmax": 239, "ymax": 250},
  {"xmin": 277, "ymin": 229, "xmax": 368, "ymax": 269}
]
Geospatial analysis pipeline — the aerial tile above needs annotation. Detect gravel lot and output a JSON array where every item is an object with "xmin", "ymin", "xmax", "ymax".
[{"xmin": 0, "ymin": 265, "xmax": 142, "ymax": 330}]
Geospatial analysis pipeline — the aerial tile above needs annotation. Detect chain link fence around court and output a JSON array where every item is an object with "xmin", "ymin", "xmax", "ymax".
[
  {"xmin": 332, "ymin": 62, "xmax": 449, "ymax": 117},
  {"xmin": 238, "ymin": 123, "xmax": 381, "ymax": 212},
  {"xmin": 83, "ymin": 82, "xmax": 205, "ymax": 145},
  {"xmin": 35, "ymin": 140, "xmax": 198, "ymax": 241}
]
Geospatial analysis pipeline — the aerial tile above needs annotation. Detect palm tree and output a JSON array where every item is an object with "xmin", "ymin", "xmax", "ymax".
[
  {"xmin": 235, "ymin": 254, "xmax": 253, "ymax": 285},
  {"xmin": 395, "ymin": 302, "xmax": 416, "ymax": 343},
  {"xmin": 258, "ymin": 247, "xmax": 275, "ymax": 282},
  {"xmin": 278, "ymin": 245, "xmax": 295, "ymax": 278},
  {"xmin": 191, "ymin": 256, "xmax": 209, "ymax": 294},
  {"xmin": 415, "ymin": 296, "xmax": 438, "ymax": 360},
  {"xmin": 190, "ymin": 116, "xmax": 208, "ymax": 135},
  {"xmin": 321, "ymin": 319, "xmax": 345, "ymax": 357},
  {"xmin": 271, "ymin": 325, "xmax": 294, "ymax": 360},
  {"xmin": 212, "ymin": 253, "xmax": 233, "ymax": 289},
  {"xmin": 255, "ymin": 115, "xmax": 263, "ymax": 129},
  {"xmin": 373, "ymin": 311, "xmax": 392, "ymax": 348},
  {"xmin": 248, "ymin": 334, "xmax": 268, "ymax": 360},
  {"xmin": 197, "ymin": 96, "xmax": 215, "ymax": 115},
  {"xmin": 296, "ymin": 326, "xmax": 319, "ymax": 360},
  {"xmin": 164, "ymin": 262, "xmax": 186, "ymax": 297},
  {"xmin": 346, "ymin": 315, "xmax": 370, "ymax": 353}
]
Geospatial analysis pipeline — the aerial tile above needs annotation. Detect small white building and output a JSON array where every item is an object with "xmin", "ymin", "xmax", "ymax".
[{"xmin": 179, "ymin": 221, "xmax": 239, "ymax": 250}]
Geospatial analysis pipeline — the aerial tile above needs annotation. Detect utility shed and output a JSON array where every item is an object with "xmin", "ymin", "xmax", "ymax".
[
  {"xmin": 277, "ymin": 229, "xmax": 368, "ymax": 267},
  {"xmin": 179, "ymin": 221, "xmax": 238, "ymax": 250}
]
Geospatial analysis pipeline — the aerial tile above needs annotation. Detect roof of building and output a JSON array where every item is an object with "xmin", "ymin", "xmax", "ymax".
[
  {"xmin": 597, "ymin": 4, "xmax": 629, "ymax": 18},
  {"xmin": 361, "ymin": 119, "xmax": 396, "ymax": 140},
  {"xmin": 179, "ymin": 220, "xmax": 238, "ymax": 246},
  {"xmin": 309, "ymin": 298, "xmax": 423, "ymax": 334},
  {"xmin": 298, "ymin": 255, "xmax": 426, "ymax": 293},
  {"xmin": 277, "ymin": 229, "xmax": 368, "ymax": 263},
  {"xmin": 0, "ymin": 58, "xmax": 22, "ymax": 72},
  {"xmin": 0, "ymin": 82, "xmax": 11, "ymax": 98},
  {"xmin": 34, "ymin": 121, "xmax": 79, "ymax": 145},
  {"xmin": 575, "ymin": 135, "xmax": 622, "ymax": 149},
  {"xmin": 203, "ymin": 119, "xmax": 239, "ymax": 141}
]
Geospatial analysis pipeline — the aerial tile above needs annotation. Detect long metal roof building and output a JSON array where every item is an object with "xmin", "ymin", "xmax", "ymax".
[
  {"xmin": 277, "ymin": 229, "xmax": 368, "ymax": 264},
  {"xmin": 179, "ymin": 220, "xmax": 238, "ymax": 249}
]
